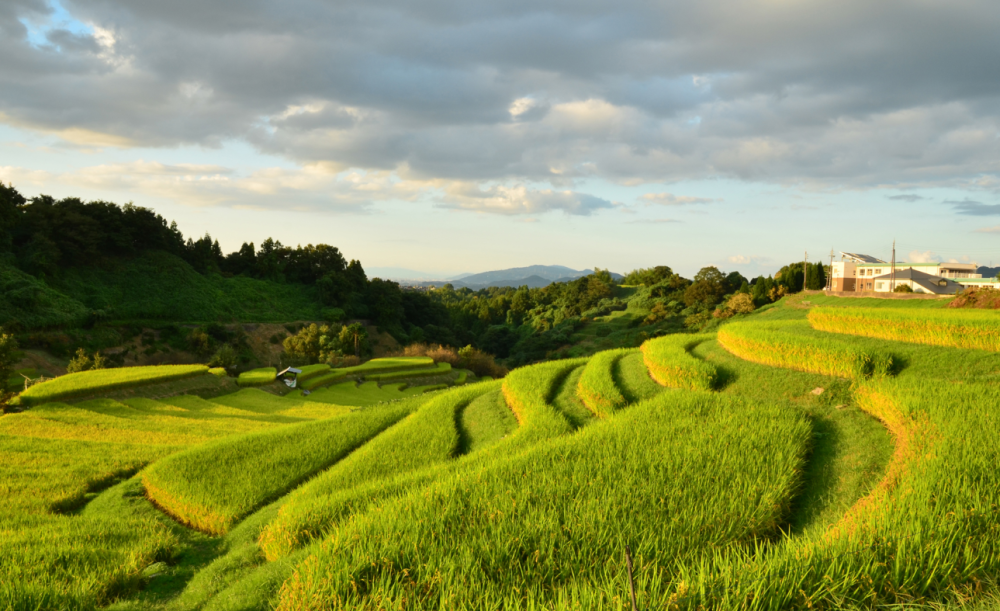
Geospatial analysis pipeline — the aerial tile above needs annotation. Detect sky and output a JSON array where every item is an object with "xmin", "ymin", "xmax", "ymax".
[{"xmin": 2, "ymin": 0, "xmax": 1000, "ymax": 279}]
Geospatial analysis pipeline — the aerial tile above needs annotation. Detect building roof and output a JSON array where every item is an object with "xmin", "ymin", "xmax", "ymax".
[
  {"xmin": 872, "ymin": 268, "xmax": 963, "ymax": 295},
  {"xmin": 841, "ymin": 252, "xmax": 886, "ymax": 264}
]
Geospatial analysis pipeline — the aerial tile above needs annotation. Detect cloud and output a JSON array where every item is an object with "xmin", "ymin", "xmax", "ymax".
[
  {"xmin": 0, "ymin": 165, "xmax": 51, "ymax": 186},
  {"xmin": 974, "ymin": 225, "xmax": 1000, "ymax": 233},
  {"xmin": 948, "ymin": 199, "xmax": 1000, "ymax": 215},
  {"xmin": 887, "ymin": 194, "xmax": 926, "ymax": 202},
  {"xmin": 907, "ymin": 250, "xmax": 942, "ymax": 263},
  {"xmin": 639, "ymin": 193, "xmax": 717, "ymax": 206},
  {"xmin": 437, "ymin": 184, "xmax": 615, "ymax": 216},
  {"xmin": 728, "ymin": 255, "xmax": 770, "ymax": 265},
  {"xmin": 1, "ymin": 0, "xmax": 1000, "ymax": 193},
  {"xmin": 626, "ymin": 217, "xmax": 679, "ymax": 224},
  {"xmin": 3, "ymin": 161, "xmax": 419, "ymax": 212}
]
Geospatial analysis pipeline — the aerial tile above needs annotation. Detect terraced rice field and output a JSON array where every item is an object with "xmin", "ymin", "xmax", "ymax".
[{"xmin": 5, "ymin": 299, "xmax": 1000, "ymax": 609}]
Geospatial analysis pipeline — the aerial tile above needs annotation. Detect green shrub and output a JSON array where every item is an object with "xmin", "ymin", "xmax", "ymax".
[
  {"xmin": 208, "ymin": 367, "xmax": 227, "ymax": 377},
  {"xmin": 18, "ymin": 364, "xmax": 210, "ymax": 406},
  {"xmin": 66, "ymin": 348, "xmax": 107, "ymax": 374},
  {"xmin": 237, "ymin": 367, "xmax": 277, "ymax": 387}
]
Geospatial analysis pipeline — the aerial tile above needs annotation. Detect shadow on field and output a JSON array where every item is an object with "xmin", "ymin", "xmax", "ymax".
[
  {"xmin": 49, "ymin": 466, "xmax": 144, "ymax": 514},
  {"xmin": 711, "ymin": 362, "xmax": 739, "ymax": 391},
  {"xmin": 454, "ymin": 400, "xmax": 474, "ymax": 456},
  {"xmin": 887, "ymin": 352, "xmax": 910, "ymax": 377},
  {"xmin": 785, "ymin": 412, "xmax": 844, "ymax": 535}
]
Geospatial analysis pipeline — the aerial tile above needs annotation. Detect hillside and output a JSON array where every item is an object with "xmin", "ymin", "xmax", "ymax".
[
  {"xmin": 4, "ymin": 294, "xmax": 1000, "ymax": 609},
  {"xmin": 46, "ymin": 251, "xmax": 323, "ymax": 323},
  {"xmin": 455, "ymin": 265, "xmax": 591, "ymax": 285},
  {"xmin": 410, "ymin": 265, "xmax": 624, "ymax": 290}
]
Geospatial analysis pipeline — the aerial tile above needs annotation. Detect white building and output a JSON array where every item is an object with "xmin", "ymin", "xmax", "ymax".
[{"xmin": 829, "ymin": 252, "xmax": 982, "ymax": 294}]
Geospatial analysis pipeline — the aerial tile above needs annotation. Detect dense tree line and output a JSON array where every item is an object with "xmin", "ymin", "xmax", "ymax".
[
  {"xmin": 0, "ymin": 183, "xmax": 435, "ymax": 337},
  {"xmin": 1, "ymin": 182, "xmax": 829, "ymax": 367}
]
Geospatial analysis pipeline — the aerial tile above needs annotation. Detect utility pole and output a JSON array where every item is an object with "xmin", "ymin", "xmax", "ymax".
[
  {"xmin": 890, "ymin": 240, "xmax": 896, "ymax": 293},
  {"xmin": 803, "ymin": 251, "xmax": 808, "ymax": 292},
  {"xmin": 828, "ymin": 249, "xmax": 835, "ymax": 291}
]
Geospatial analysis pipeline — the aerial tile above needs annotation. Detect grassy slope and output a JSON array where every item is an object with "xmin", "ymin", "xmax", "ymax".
[
  {"xmin": 276, "ymin": 390, "xmax": 812, "ymax": 609},
  {"xmin": 614, "ymin": 349, "xmax": 666, "ymax": 404},
  {"xmin": 11, "ymin": 291, "xmax": 1000, "ymax": 610},
  {"xmin": 290, "ymin": 381, "xmax": 438, "ymax": 406},
  {"xmin": 701, "ymin": 296, "xmax": 997, "ymax": 537},
  {"xmin": 456, "ymin": 387, "xmax": 518, "ymax": 454},
  {"xmin": 12, "ymin": 251, "xmax": 323, "ymax": 326},
  {"xmin": 0, "ymin": 262, "xmax": 88, "ymax": 329},
  {"xmin": 683, "ymin": 309, "xmax": 1000, "ymax": 608},
  {"xmin": 692, "ymin": 338, "xmax": 892, "ymax": 536},
  {"xmin": 258, "ymin": 385, "xmax": 495, "ymax": 560},
  {"xmin": 17, "ymin": 365, "xmax": 210, "ymax": 406},
  {"xmin": 142, "ymin": 405, "xmax": 412, "ymax": 534},
  {"xmin": 0, "ymin": 400, "xmax": 281, "ymax": 608}
]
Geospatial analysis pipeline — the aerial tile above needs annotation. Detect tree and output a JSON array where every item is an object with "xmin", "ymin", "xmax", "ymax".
[
  {"xmin": 775, "ymin": 263, "xmax": 804, "ymax": 293},
  {"xmin": 684, "ymin": 267, "xmax": 729, "ymax": 308},
  {"xmin": 209, "ymin": 344, "xmax": 238, "ymax": 369},
  {"xmin": 621, "ymin": 266, "xmax": 677, "ymax": 286},
  {"xmin": 0, "ymin": 328, "xmax": 18, "ymax": 412},
  {"xmin": 0, "ymin": 328, "xmax": 18, "ymax": 386},
  {"xmin": 66, "ymin": 348, "xmax": 106, "ymax": 373},
  {"xmin": 0, "ymin": 183, "xmax": 26, "ymax": 253},
  {"xmin": 894, "ymin": 284, "xmax": 914, "ymax": 293},
  {"xmin": 339, "ymin": 323, "xmax": 369, "ymax": 358},
  {"xmin": 283, "ymin": 324, "xmax": 326, "ymax": 363},
  {"xmin": 367, "ymin": 278, "xmax": 405, "ymax": 328},
  {"xmin": 727, "ymin": 293, "xmax": 756, "ymax": 314},
  {"xmin": 724, "ymin": 271, "xmax": 749, "ymax": 293},
  {"xmin": 806, "ymin": 262, "xmax": 827, "ymax": 290}
]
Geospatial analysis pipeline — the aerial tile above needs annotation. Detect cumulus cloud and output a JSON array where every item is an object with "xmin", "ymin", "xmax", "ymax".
[
  {"xmin": 728, "ymin": 255, "xmax": 770, "ymax": 265},
  {"xmin": 907, "ymin": 250, "xmax": 942, "ymax": 263},
  {"xmin": 974, "ymin": 225, "xmax": 1000, "ymax": 233},
  {"xmin": 1, "ymin": 0, "xmax": 1000, "ymax": 196},
  {"xmin": 437, "ymin": 184, "xmax": 615, "ymax": 215},
  {"xmin": 1, "ymin": 161, "xmax": 417, "ymax": 212}
]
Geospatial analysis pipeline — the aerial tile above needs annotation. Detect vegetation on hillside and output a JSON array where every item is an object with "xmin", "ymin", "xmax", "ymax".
[
  {"xmin": 2, "ymin": 182, "xmax": 835, "ymax": 373},
  {"xmin": 5, "ymin": 297, "xmax": 1000, "ymax": 608}
]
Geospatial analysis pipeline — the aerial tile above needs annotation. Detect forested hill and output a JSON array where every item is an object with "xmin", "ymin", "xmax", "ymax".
[
  {"xmin": 0, "ymin": 183, "xmax": 823, "ymax": 366},
  {"xmin": 0, "ymin": 183, "xmax": 432, "ymax": 334}
]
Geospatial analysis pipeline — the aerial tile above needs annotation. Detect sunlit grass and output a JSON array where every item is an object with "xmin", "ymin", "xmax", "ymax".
[{"xmin": 16, "ymin": 365, "xmax": 210, "ymax": 406}]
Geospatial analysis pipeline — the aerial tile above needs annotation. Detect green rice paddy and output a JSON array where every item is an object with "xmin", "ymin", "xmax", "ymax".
[{"xmin": 5, "ymin": 297, "xmax": 1000, "ymax": 609}]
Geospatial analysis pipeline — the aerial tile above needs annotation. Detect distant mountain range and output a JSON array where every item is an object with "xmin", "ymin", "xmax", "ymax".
[{"xmin": 384, "ymin": 265, "xmax": 623, "ymax": 290}]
